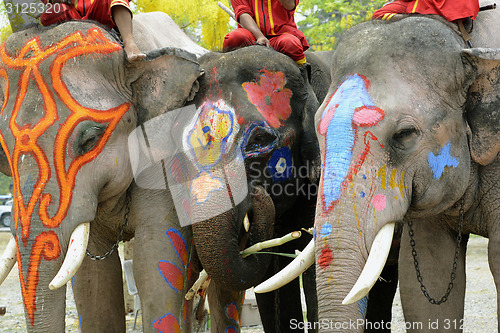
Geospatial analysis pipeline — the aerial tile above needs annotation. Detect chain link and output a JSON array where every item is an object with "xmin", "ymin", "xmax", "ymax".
[
  {"xmin": 86, "ymin": 190, "xmax": 131, "ymax": 261},
  {"xmin": 408, "ymin": 197, "xmax": 464, "ymax": 305}
]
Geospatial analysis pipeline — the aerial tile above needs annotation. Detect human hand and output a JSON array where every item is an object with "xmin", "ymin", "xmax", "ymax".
[{"xmin": 256, "ymin": 36, "xmax": 270, "ymax": 47}]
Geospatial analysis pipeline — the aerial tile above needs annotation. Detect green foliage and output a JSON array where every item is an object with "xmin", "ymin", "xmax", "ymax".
[
  {"xmin": 0, "ymin": 173, "xmax": 12, "ymax": 195},
  {"xmin": 0, "ymin": 1, "xmax": 13, "ymax": 42},
  {"xmin": 0, "ymin": 0, "xmax": 42, "ymax": 42},
  {"xmin": 297, "ymin": 0, "xmax": 387, "ymax": 51},
  {"xmin": 134, "ymin": 0, "xmax": 232, "ymax": 51}
]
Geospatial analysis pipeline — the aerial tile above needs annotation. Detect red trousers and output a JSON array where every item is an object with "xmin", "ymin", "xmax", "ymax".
[
  {"xmin": 40, "ymin": 0, "xmax": 131, "ymax": 30},
  {"xmin": 223, "ymin": 28, "xmax": 306, "ymax": 65},
  {"xmin": 372, "ymin": 0, "xmax": 479, "ymax": 22}
]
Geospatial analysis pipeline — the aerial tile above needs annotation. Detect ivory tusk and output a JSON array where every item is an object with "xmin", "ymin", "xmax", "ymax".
[
  {"xmin": 0, "ymin": 236, "xmax": 17, "ymax": 285},
  {"xmin": 243, "ymin": 214, "xmax": 250, "ymax": 232},
  {"xmin": 342, "ymin": 222, "xmax": 395, "ymax": 305},
  {"xmin": 254, "ymin": 238, "xmax": 314, "ymax": 293},
  {"xmin": 49, "ymin": 223, "xmax": 90, "ymax": 290}
]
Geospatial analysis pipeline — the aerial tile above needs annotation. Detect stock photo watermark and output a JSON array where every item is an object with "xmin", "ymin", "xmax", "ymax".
[{"xmin": 290, "ymin": 318, "xmax": 465, "ymax": 331}]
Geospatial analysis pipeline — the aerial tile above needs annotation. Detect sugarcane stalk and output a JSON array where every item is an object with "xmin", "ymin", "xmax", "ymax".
[
  {"xmin": 240, "ymin": 231, "xmax": 301, "ymax": 258},
  {"xmin": 185, "ymin": 270, "xmax": 210, "ymax": 301}
]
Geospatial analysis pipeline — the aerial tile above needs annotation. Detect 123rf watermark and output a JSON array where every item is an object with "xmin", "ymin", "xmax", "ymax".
[{"xmin": 290, "ymin": 318, "xmax": 464, "ymax": 331}]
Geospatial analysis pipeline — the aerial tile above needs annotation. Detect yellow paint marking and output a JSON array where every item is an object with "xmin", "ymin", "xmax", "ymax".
[
  {"xmin": 348, "ymin": 182, "xmax": 363, "ymax": 240},
  {"xmin": 377, "ymin": 165, "xmax": 387, "ymax": 190}
]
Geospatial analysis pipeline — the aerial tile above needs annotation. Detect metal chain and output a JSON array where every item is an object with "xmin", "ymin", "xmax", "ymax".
[
  {"xmin": 86, "ymin": 191, "xmax": 131, "ymax": 261},
  {"xmin": 408, "ymin": 197, "xmax": 465, "ymax": 305}
]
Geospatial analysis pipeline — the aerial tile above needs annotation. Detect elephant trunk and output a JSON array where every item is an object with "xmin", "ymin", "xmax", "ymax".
[
  {"xmin": 314, "ymin": 213, "xmax": 370, "ymax": 333},
  {"xmin": 192, "ymin": 185, "xmax": 275, "ymax": 290},
  {"xmin": 15, "ymin": 219, "xmax": 67, "ymax": 332}
]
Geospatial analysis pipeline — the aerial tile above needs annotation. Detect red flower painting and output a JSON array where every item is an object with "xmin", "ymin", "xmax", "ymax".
[{"xmin": 242, "ymin": 70, "xmax": 292, "ymax": 128}]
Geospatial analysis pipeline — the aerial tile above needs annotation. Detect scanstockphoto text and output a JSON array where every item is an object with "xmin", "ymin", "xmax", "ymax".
[
  {"xmin": 248, "ymin": 161, "xmax": 319, "ymax": 200},
  {"xmin": 289, "ymin": 318, "xmax": 465, "ymax": 331}
]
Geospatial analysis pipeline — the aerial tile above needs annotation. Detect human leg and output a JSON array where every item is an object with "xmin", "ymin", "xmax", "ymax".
[
  {"xmin": 223, "ymin": 28, "xmax": 257, "ymax": 52},
  {"xmin": 269, "ymin": 33, "xmax": 306, "ymax": 66},
  {"xmin": 372, "ymin": 0, "xmax": 410, "ymax": 20},
  {"xmin": 111, "ymin": 4, "xmax": 146, "ymax": 61}
]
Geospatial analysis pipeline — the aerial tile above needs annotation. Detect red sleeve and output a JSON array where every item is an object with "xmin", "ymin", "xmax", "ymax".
[{"xmin": 231, "ymin": 0, "xmax": 254, "ymax": 22}]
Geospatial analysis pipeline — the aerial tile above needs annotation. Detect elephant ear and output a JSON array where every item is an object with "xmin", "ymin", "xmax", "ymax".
[
  {"xmin": 463, "ymin": 48, "xmax": 500, "ymax": 165},
  {"xmin": 127, "ymin": 47, "xmax": 204, "ymax": 124}
]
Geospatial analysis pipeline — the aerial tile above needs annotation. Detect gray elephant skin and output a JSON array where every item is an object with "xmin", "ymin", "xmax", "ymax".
[
  {"xmin": 308, "ymin": 9, "xmax": 500, "ymax": 333},
  {"xmin": 0, "ymin": 13, "xmax": 204, "ymax": 332}
]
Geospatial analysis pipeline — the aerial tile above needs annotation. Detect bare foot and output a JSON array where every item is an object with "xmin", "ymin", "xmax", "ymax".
[{"xmin": 124, "ymin": 41, "xmax": 146, "ymax": 62}]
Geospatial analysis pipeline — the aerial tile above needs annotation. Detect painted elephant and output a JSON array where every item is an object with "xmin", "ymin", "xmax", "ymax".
[
  {"xmin": 257, "ymin": 6, "xmax": 500, "ymax": 333},
  {"xmin": 0, "ymin": 13, "xmax": 204, "ymax": 332},
  {"xmin": 182, "ymin": 45, "xmax": 324, "ymax": 332}
]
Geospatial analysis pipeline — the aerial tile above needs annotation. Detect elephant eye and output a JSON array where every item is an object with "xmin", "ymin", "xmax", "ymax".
[
  {"xmin": 392, "ymin": 127, "xmax": 419, "ymax": 149},
  {"xmin": 244, "ymin": 128, "xmax": 278, "ymax": 155},
  {"xmin": 74, "ymin": 124, "xmax": 106, "ymax": 157}
]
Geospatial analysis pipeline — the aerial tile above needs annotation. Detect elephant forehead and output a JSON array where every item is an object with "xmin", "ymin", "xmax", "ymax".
[
  {"xmin": 242, "ymin": 69, "xmax": 293, "ymax": 128},
  {"xmin": 60, "ymin": 62, "xmax": 126, "ymax": 110},
  {"xmin": 183, "ymin": 99, "xmax": 240, "ymax": 169}
]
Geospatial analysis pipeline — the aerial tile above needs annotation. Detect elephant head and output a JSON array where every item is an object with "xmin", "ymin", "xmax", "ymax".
[
  {"xmin": 0, "ymin": 20, "xmax": 202, "ymax": 331},
  {"xmin": 257, "ymin": 14, "xmax": 500, "ymax": 331}
]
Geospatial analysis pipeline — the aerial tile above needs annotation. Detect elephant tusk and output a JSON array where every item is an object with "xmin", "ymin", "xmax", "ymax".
[
  {"xmin": 342, "ymin": 222, "xmax": 395, "ymax": 305},
  {"xmin": 243, "ymin": 213, "xmax": 250, "ymax": 232},
  {"xmin": 49, "ymin": 223, "xmax": 90, "ymax": 290},
  {"xmin": 0, "ymin": 236, "xmax": 17, "ymax": 285},
  {"xmin": 254, "ymin": 238, "xmax": 314, "ymax": 293}
]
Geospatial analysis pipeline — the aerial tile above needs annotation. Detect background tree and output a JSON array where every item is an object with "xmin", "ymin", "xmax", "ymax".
[
  {"xmin": 0, "ymin": 174, "xmax": 11, "ymax": 195},
  {"xmin": 0, "ymin": 0, "xmax": 41, "ymax": 40},
  {"xmin": 134, "ymin": 0, "xmax": 233, "ymax": 51},
  {"xmin": 296, "ymin": 0, "xmax": 386, "ymax": 50}
]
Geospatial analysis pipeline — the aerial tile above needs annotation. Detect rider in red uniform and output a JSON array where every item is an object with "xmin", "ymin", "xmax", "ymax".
[
  {"xmin": 40, "ymin": 0, "xmax": 145, "ymax": 61},
  {"xmin": 223, "ymin": 0, "xmax": 309, "ymax": 66},
  {"xmin": 372, "ymin": 0, "xmax": 479, "ymax": 22}
]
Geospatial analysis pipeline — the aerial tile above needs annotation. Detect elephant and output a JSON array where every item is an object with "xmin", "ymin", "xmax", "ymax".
[
  {"xmin": 128, "ymin": 44, "xmax": 329, "ymax": 332},
  {"xmin": 0, "ymin": 13, "xmax": 205, "ymax": 332},
  {"xmin": 256, "ymin": 6, "xmax": 500, "ymax": 333}
]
